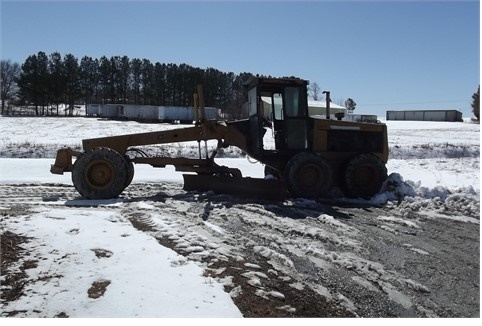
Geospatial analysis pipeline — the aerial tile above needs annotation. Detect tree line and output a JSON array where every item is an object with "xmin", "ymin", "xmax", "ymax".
[
  {"xmin": 2, "ymin": 52, "xmax": 479, "ymax": 120},
  {"xmin": 1, "ymin": 51, "xmax": 258, "ymax": 118}
]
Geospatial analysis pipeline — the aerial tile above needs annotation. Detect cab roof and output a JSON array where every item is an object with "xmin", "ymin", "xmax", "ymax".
[{"xmin": 243, "ymin": 76, "xmax": 309, "ymax": 89}]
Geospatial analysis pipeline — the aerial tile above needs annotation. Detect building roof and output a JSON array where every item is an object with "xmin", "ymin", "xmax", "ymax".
[
  {"xmin": 261, "ymin": 98, "xmax": 345, "ymax": 110},
  {"xmin": 387, "ymin": 109, "xmax": 461, "ymax": 113},
  {"xmin": 308, "ymin": 100, "xmax": 346, "ymax": 110}
]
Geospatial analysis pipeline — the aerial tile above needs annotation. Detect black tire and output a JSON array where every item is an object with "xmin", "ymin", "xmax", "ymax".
[
  {"xmin": 72, "ymin": 147, "xmax": 129, "ymax": 199},
  {"xmin": 284, "ymin": 152, "xmax": 333, "ymax": 198},
  {"xmin": 125, "ymin": 158, "xmax": 135, "ymax": 189},
  {"xmin": 344, "ymin": 154, "xmax": 387, "ymax": 199}
]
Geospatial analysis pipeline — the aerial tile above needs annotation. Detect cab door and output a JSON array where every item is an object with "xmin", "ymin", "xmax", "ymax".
[
  {"xmin": 271, "ymin": 86, "xmax": 308, "ymax": 151},
  {"xmin": 248, "ymin": 86, "xmax": 263, "ymax": 154},
  {"xmin": 283, "ymin": 86, "xmax": 308, "ymax": 150}
]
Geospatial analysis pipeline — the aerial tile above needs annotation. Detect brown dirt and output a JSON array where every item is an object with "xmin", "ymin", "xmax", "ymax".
[
  {"xmin": 127, "ymin": 215, "xmax": 354, "ymax": 317},
  {"xmin": 1, "ymin": 231, "xmax": 35, "ymax": 316}
]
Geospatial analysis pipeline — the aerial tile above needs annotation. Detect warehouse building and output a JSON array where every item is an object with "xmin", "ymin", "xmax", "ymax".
[
  {"xmin": 386, "ymin": 110, "xmax": 462, "ymax": 122},
  {"xmin": 253, "ymin": 98, "xmax": 347, "ymax": 118},
  {"xmin": 307, "ymin": 100, "xmax": 346, "ymax": 117},
  {"xmin": 85, "ymin": 104, "xmax": 218, "ymax": 123}
]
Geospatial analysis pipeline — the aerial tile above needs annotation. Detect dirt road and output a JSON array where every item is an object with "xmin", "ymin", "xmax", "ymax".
[{"xmin": 1, "ymin": 182, "xmax": 479, "ymax": 317}]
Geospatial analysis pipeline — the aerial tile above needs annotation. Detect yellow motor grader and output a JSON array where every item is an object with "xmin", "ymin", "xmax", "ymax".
[{"xmin": 51, "ymin": 77, "xmax": 388, "ymax": 200}]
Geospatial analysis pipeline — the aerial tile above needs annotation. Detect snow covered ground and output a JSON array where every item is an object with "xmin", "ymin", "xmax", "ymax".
[{"xmin": 0, "ymin": 116, "xmax": 479, "ymax": 318}]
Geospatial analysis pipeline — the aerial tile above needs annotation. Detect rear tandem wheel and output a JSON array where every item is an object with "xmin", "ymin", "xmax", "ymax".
[
  {"xmin": 284, "ymin": 152, "xmax": 333, "ymax": 198},
  {"xmin": 72, "ymin": 147, "xmax": 130, "ymax": 199},
  {"xmin": 344, "ymin": 153, "xmax": 387, "ymax": 199}
]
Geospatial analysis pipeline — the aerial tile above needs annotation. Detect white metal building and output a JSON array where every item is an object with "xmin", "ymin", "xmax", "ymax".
[
  {"xmin": 85, "ymin": 104, "xmax": 218, "ymax": 124},
  {"xmin": 254, "ymin": 98, "xmax": 346, "ymax": 118},
  {"xmin": 386, "ymin": 110, "xmax": 463, "ymax": 122},
  {"xmin": 86, "ymin": 104, "xmax": 101, "ymax": 116},
  {"xmin": 307, "ymin": 100, "xmax": 346, "ymax": 117}
]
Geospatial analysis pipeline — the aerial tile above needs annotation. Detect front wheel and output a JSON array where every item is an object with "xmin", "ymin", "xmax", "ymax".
[
  {"xmin": 284, "ymin": 152, "xmax": 333, "ymax": 198},
  {"xmin": 72, "ymin": 147, "xmax": 129, "ymax": 199},
  {"xmin": 344, "ymin": 154, "xmax": 387, "ymax": 199}
]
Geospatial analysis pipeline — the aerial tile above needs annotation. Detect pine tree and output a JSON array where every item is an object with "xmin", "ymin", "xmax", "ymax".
[
  {"xmin": 118, "ymin": 56, "xmax": 130, "ymax": 104},
  {"xmin": 49, "ymin": 52, "xmax": 65, "ymax": 115},
  {"xmin": 141, "ymin": 59, "xmax": 154, "ymax": 105},
  {"xmin": 63, "ymin": 54, "xmax": 80, "ymax": 116},
  {"xmin": 98, "ymin": 56, "xmax": 112, "ymax": 104},
  {"xmin": 130, "ymin": 58, "xmax": 142, "ymax": 104},
  {"xmin": 153, "ymin": 62, "xmax": 167, "ymax": 105},
  {"xmin": 79, "ymin": 56, "xmax": 99, "ymax": 104},
  {"xmin": 17, "ymin": 52, "xmax": 50, "ymax": 115}
]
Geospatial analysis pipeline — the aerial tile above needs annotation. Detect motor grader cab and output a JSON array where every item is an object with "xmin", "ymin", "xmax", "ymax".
[
  {"xmin": 229, "ymin": 77, "xmax": 311, "ymax": 156},
  {"xmin": 51, "ymin": 76, "xmax": 388, "ymax": 200},
  {"xmin": 227, "ymin": 77, "xmax": 388, "ymax": 199}
]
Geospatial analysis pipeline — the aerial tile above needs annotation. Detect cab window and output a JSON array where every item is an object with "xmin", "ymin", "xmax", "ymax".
[{"xmin": 284, "ymin": 87, "xmax": 306, "ymax": 117}]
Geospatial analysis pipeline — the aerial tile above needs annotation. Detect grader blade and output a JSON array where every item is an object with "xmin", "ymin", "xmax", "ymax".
[{"xmin": 182, "ymin": 174, "xmax": 286, "ymax": 201}]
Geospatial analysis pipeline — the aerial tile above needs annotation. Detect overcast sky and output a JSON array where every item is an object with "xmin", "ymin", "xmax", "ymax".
[{"xmin": 1, "ymin": 0, "xmax": 479, "ymax": 117}]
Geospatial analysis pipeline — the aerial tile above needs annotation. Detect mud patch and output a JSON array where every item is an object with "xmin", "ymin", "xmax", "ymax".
[
  {"xmin": 88, "ymin": 280, "xmax": 111, "ymax": 299},
  {"xmin": 0, "ymin": 231, "xmax": 31, "ymax": 314},
  {"xmin": 0, "ymin": 205, "xmax": 31, "ymax": 217},
  {"xmin": 91, "ymin": 248, "xmax": 113, "ymax": 258}
]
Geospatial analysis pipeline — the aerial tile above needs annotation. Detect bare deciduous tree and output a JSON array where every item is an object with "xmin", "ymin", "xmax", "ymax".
[
  {"xmin": 309, "ymin": 82, "xmax": 321, "ymax": 100},
  {"xmin": 1, "ymin": 59, "xmax": 21, "ymax": 114}
]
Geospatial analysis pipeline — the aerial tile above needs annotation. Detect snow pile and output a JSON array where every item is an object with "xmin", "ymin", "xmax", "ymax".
[{"xmin": 372, "ymin": 173, "xmax": 479, "ymax": 219}]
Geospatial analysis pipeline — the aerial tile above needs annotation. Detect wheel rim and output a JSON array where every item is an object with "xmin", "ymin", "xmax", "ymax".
[
  {"xmin": 344, "ymin": 154, "xmax": 386, "ymax": 198},
  {"xmin": 355, "ymin": 164, "xmax": 376, "ymax": 188},
  {"xmin": 285, "ymin": 153, "xmax": 333, "ymax": 198},
  {"xmin": 299, "ymin": 164, "xmax": 323, "ymax": 189},
  {"xmin": 85, "ymin": 159, "xmax": 116, "ymax": 189}
]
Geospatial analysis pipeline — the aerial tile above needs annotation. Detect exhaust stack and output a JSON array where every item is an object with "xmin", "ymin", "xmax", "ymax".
[{"xmin": 323, "ymin": 90, "xmax": 331, "ymax": 120}]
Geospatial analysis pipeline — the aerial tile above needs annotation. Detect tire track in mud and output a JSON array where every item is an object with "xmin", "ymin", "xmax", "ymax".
[
  {"xmin": 120, "ymin": 195, "xmax": 357, "ymax": 316},
  {"xmin": 119, "ymin": 188, "xmax": 479, "ymax": 317},
  {"xmin": 207, "ymin": 203, "xmax": 428, "ymax": 317},
  {"xmin": 118, "ymin": 190, "xmax": 437, "ymax": 317},
  {"xmin": 0, "ymin": 184, "xmax": 80, "ymax": 206},
  {"xmin": 0, "ymin": 182, "xmax": 479, "ymax": 317}
]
